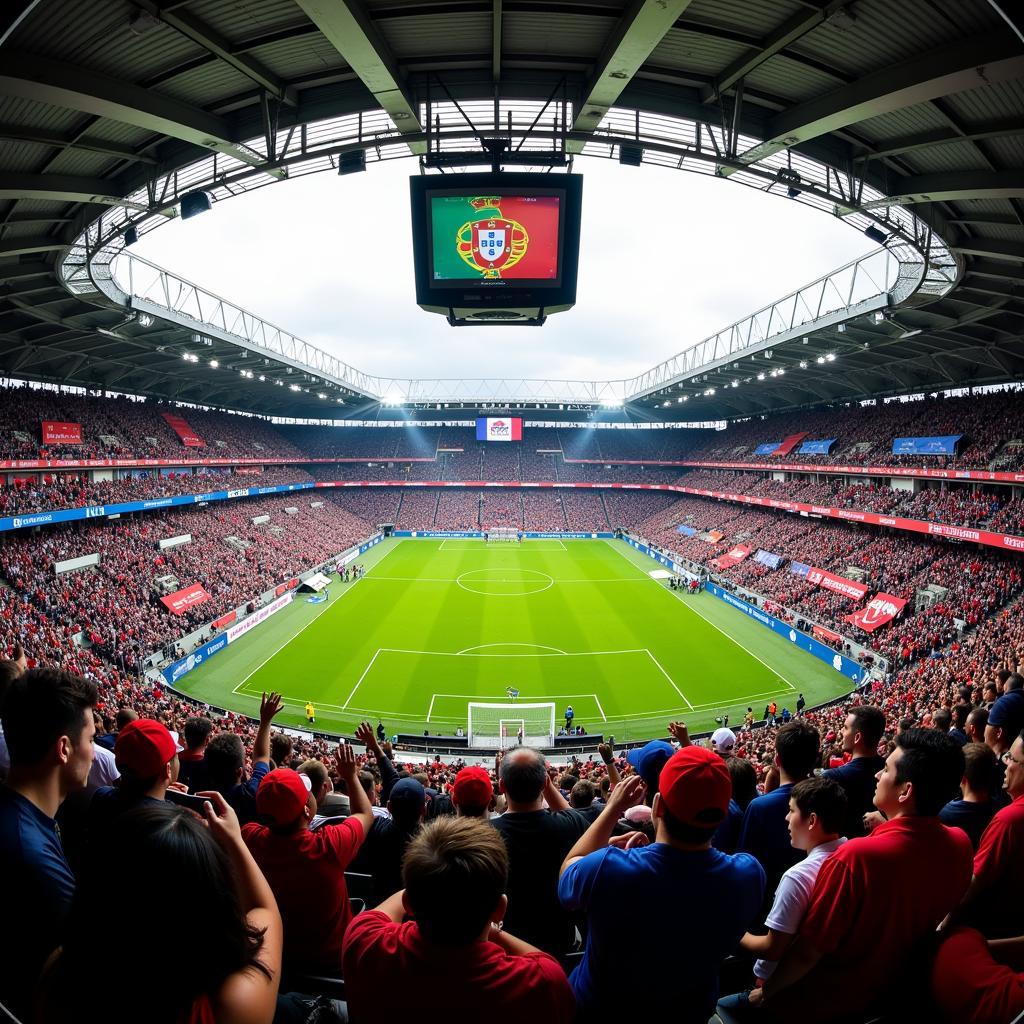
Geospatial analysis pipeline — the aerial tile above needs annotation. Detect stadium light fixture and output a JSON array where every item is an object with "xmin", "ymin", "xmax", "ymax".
[
  {"xmin": 731, "ymin": 380, "xmax": 739, "ymax": 388},
  {"xmin": 816, "ymin": 356, "xmax": 826, "ymax": 364},
  {"xmin": 209, "ymin": 359, "xmax": 219, "ymax": 368},
  {"xmin": 799, "ymin": 360, "xmax": 808, "ymax": 369},
  {"xmin": 180, "ymin": 190, "xmax": 213, "ymax": 220},
  {"xmin": 778, "ymin": 368, "xmax": 785, "ymax": 375},
  {"xmin": 837, "ymin": 323, "xmax": 847, "ymax": 333},
  {"xmin": 826, "ymin": 353, "xmax": 836, "ymax": 362},
  {"xmin": 873, "ymin": 310, "xmax": 886, "ymax": 323},
  {"xmin": 259, "ymin": 375, "xmax": 265, "ymax": 382},
  {"xmin": 864, "ymin": 225, "xmax": 888, "ymax": 245},
  {"xmin": 290, "ymin": 384, "xmax": 301, "ymax": 391},
  {"xmin": 137, "ymin": 312, "xmax": 154, "ymax": 328},
  {"xmin": 757, "ymin": 372, "xmax": 766, "ymax": 381}
]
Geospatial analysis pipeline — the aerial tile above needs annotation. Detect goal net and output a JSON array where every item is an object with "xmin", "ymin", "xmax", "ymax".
[
  {"xmin": 486, "ymin": 528, "xmax": 519, "ymax": 543},
  {"xmin": 467, "ymin": 702, "xmax": 555, "ymax": 748}
]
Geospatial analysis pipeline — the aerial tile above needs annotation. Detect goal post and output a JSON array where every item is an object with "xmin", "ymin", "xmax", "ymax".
[
  {"xmin": 467, "ymin": 702, "xmax": 555, "ymax": 748},
  {"xmin": 485, "ymin": 528, "xmax": 520, "ymax": 543}
]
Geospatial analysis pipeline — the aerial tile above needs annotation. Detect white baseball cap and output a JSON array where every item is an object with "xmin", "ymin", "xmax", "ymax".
[{"xmin": 710, "ymin": 727, "xmax": 737, "ymax": 752}]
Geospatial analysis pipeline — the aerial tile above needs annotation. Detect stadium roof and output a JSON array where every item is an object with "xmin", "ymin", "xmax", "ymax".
[{"xmin": 1, "ymin": 0, "xmax": 1022, "ymax": 421}]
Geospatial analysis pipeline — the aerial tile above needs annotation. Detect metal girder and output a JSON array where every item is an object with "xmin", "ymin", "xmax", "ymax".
[
  {"xmin": 723, "ymin": 33, "xmax": 1024, "ymax": 174},
  {"xmin": 967, "ymin": 260, "xmax": 1024, "ymax": 282},
  {"xmin": 948, "ymin": 213, "xmax": 1021, "ymax": 226},
  {"xmin": 858, "ymin": 171, "xmax": 1024, "ymax": 210},
  {"xmin": 132, "ymin": 0, "xmax": 295, "ymax": 106},
  {"xmin": 0, "ymin": 261, "xmax": 53, "ymax": 281},
  {"xmin": 0, "ymin": 51, "xmax": 270, "ymax": 169},
  {"xmin": 0, "ymin": 0, "xmax": 41, "ymax": 47},
  {"xmin": 568, "ymin": 0, "xmax": 696, "ymax": 153},
  {"xmin": 293, "ymin": 0, "xmax": 424, "ymax": 153},
  {"xmin": 700, "ymin": 0, "xmax": 848, "ymax": 105},
  {"xmin": 492, "ymin": 0, "xmax": 502, "ymax": 83},
  {"xmin": 951, "ymin": 237, "xmax": 1024, "ymax": 263},
  {"xmin": 0, "ymin": 237, "xmax": 66, "ymax": 259},
  {"xmin": 0, "ymin": 123, "xmax": 159, "ymax": 165},
  {"xmin": 853, "ymin": 118, "xmax": 1024, "ymax": 162},
  {"xmin": 0, "ymin": 173, "xmax": 147, "ymax": 210}
]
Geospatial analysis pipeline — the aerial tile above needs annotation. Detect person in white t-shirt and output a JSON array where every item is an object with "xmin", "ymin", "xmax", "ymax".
[{"xmin": 717, "ymin": 776, "xmax": 848, "ymax": 1020}]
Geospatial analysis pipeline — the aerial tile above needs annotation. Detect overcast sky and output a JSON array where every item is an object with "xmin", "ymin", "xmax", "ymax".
[{"xmin": 132, "ymin": 157, "xmax": 872, "ymax": 385}]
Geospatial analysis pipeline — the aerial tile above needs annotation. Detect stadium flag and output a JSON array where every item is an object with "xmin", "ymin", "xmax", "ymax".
[
  {"xmin": 41, "ymin": 420, "xmax": 82, "ymax": 445},
  {"xmin": 813, "ymin": 624, "xmax": 843, "ymax": 644},
  {"xmin": 712, "ymin": 544, "xmax": 751, "ymax": 570},
  {"xmin": 476, "ymin": 417, "xmax": 522, "ymax": 442},
  {"xmin": 891, "ymin": 435, "xmax": 962, "ymax": 456},
  {"xmin": 161, "ymin": 411, "xmax": 205, "ymax": 447},
  {"xmin": 798, "ymin": 439, "xmax": 837, "ymax": 455},
  {"xmin": 845, "ymin": 592, "xmax": 907, "ymax": 632},
  {"xmin": 706, "ymin": 530, "xmax": 725, "ymax": 543},
  {"xmin": 676, "ymin": 524, "xmax": 697, "ymax": 536},
  {"xmin": 772, "ymin": 432, "xmax": 809, "ymax": 457},
  {"xmin": 806, "ymin": 566, "xmax": 868, "ymax": 600},
  {"xmin": 754, "ymin": 549, "xmax": 784, "ymax": 568},
  {"xmin": 789, "ymin": 561, "xmax": 811, "ymax": 577},
  {"xmin": 754, "ymin": 443, "xmax": 781, "ymax": 455},
  {"xmin": 159, "ymin": 582, "xmax": 212, "ymax": 615}
]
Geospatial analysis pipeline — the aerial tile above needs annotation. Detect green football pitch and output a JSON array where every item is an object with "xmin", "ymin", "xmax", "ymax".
[{"xmin": 178, "ymin": 538, "xmax": 850, "ymax": 743}]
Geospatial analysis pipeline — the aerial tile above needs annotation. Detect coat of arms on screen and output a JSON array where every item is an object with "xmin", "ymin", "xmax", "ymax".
[{"xmin": 456, "ymin": 197, "xmax": 529, "ymax": 278}]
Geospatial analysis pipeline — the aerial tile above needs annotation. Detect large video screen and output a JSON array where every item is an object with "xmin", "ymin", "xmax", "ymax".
[
  {"xmin": 410, "ymin": 173, "xmax": 583, "ymax": 321},
  {"xmin": 429, "ymin": 194, "xmax": 562, "ymax": 283}
]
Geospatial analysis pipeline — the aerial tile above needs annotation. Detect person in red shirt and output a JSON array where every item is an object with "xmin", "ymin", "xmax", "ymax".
[
  {"xmin": 953, "ymin": 727, "xmax": 1024, "ymax": 938},
  {"xmin": 931, "ymin": 926, "xmax": 1024, "ymax": 1024},
  {"xmin": 754, "ymin": 729, "xmax": 973, "ymax": 1024},
  {"xmin": 342, "ymin": 815, "xmax": 574, "ymax": 1022},
  {"xmin": 242, "ymin": 744, "xmax": 372, "ymax": 975}
]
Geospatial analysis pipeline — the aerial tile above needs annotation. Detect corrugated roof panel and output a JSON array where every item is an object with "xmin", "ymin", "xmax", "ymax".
[
  {"xmin": 944, "ymin": 78, "xmax": 1024, "ymax": 125},
  {"xmin": 982, "ymin": 136, "xmax": 1024, "ymax": 168},
  {"xmin": 248, "ymin": 34, "xmax": 348, "ymax": 79},
  {"xmin": 0, "ymin": 97, "xmax": 87, "ymax": 134},
  {"xmin": 685, "ymin": 0, "xmax": 806, "ymax": 40},
  {"xmin": 897, "ymin": 140, "xmax": 995, "ymax": 176},
  {"xmin": 185, "ymin": 0, "xmax": 310, "ymax": 39},
  {"xmin": 854, "ymin": 104, "xmax": 951, "ymax": 144},
  {"xmin": 651, "ymin": 28, "xmax": 748, "ymax": 77},
  {"xmin": 743, "ymin": 54, "xmax": 847, "ymax": 103},
  {"xmin": 380, "ymin": 11, "xmax": 492, "ymax": 58},
  {"xmin": 155, "ymin": 65, "xmax": 260, "ymax": 108},
  {"xmin": 0, "ymin": 143, "xmax": 48, "ymax": 173}
]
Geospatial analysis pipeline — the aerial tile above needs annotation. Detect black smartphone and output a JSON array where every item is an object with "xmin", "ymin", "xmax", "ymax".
[{"xmin": 166, "ymin": 790, "xmax": 213, "ymax": 812}]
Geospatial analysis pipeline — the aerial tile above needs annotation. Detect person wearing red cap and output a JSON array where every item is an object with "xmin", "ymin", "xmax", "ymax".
[
  {"xmin": 558, "ymin": 746, "xmax": 765, "ymax": 1023},
  {"xmin": 88, "ymin": 718, "xmax": 184, "ymax": 830},
  {"xmin": 242, "ymin": 741, "xmax": 373, "ymax": 975},
  {"xmin": 452, "ymin": 765, "xmax": 495, "ymax": 817}
]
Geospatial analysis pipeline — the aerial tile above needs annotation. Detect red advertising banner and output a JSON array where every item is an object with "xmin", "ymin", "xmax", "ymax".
[
  {"xmin": 41, "ymin": 421, "xmax": 82, "ymax": 445},
  {"xmin": 274, "ymin": 583, "xmax": 288, "ymax": 597},
  {"xmin": 813, "ymin": 624, "xmax": 843, "ymax": 643},
  {"xmin": 845, "ymin": 592, "xmax": 908, "ymax": 633},
  {"xmin": 212, "ymin": 610, "xmax": 238, "ymax": 629},
  {"xmin": 772, "ymin": 432, "xmax": 808, "ymax": 457},
  {"xmin": 712, "ymin": 545, "xmax": 751, "ymax": 570},
  {"xmin": 159, "ymin": 582, "xmax": 212, "ymax": 615},
  {"xmin": 160, "ymin": 412, "xmax": 205, "ymax": 448},
  {"xmin": 806, "ymin": 567, "xmax": 868, "ymax": 600}
]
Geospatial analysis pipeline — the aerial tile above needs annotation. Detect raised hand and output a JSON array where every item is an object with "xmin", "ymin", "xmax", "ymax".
[
  {"xmin": 608, "ymin": 830, "xmax": 650, "ymax": 850},
  {"xmin": 259, "ymin": 691, "xmax": 283, "ymax": 724},
  {"xmin": 335, "ymin": 741, "xmax": 358, "ymax": 777},
  {"xmin": 667, "ymin": 721, "xmax": 691, "ymax": 746},
  {"xmin": 605, "ymin": 773, "xmax": 646, "ymax": 815}
]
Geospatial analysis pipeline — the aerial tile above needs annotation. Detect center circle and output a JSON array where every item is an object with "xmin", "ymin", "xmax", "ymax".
[{"xmin": 456, "ymin": 568, "xmax": 554, "ymax": 597}]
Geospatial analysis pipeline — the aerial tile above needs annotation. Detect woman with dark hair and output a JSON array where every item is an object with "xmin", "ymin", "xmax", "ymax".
[{"xmin": 40, "ymin": 792, "xmax": 282, "ymax": 1024}]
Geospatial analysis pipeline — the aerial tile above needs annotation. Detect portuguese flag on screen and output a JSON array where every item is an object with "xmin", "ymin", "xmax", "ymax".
[{"xmin": 430, "ymin": 194, "xmax": 560, "ymax": 280}]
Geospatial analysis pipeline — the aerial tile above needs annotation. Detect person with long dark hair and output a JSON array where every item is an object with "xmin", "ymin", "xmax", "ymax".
[{"xmin": 39, "ymin": 792, "xmax": 282, "ymax": 1024}]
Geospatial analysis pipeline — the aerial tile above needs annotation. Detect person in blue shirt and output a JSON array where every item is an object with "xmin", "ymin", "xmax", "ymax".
[
  {"xmin": 559, "ymin": 745, "xmax": 765, "ymax": 1022},
  {"xmin": 564, "ymin": 705, "xmax": 574, "ymax": 729},
  {"xmin": 823, "ymin": 705, "xmax": 887, "ymax": 839},
  {"xmin": 738, "ymin": 719, "xmax": 819, "ymax": 911},
  {"xmin": 0, "ymin": 667, "xmax": 98, "ymax": 1022}
]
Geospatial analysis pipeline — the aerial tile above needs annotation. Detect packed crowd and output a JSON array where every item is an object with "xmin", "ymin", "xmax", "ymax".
[{"xmin": 2, "ymin": 613, "xmax": 1022, "ymax": 1022}]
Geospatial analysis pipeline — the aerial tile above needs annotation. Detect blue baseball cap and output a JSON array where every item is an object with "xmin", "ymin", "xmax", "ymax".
[
  {"xmin": 627, "ymin": 740, "xmax": 675, "ymax": 790},
  {"xmin": 388, "ymin": 777, "xmax": 426, "ymax": 818},
  {"xmin": 989, "ymin": 691, "xmax": 1024, "ymax": 736}
]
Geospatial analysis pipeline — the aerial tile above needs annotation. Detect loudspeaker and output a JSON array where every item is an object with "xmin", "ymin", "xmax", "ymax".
[
  {"xmin": 618, "ymin": 143, "xmax": 644, "ymax": 167},
  {"xmin": 338, "ymin": 150, "xmax": 367, "ymax": 175},
  {"xmin": 180, "ymin": 191, "xmax": 212, "ymax": 220}
]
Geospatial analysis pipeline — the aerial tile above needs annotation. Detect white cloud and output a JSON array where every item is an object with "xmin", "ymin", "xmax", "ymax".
[{"xmin": 132, "ymin": 157, "xmax": 871, "ymax": 383}]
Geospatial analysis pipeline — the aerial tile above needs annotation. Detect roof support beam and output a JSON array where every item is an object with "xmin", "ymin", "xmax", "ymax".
[
  {"xmin": 569, "ymin": 0, "xmax": 696, "ymax": 153},
  {"xmin": 0, "ymin": 0, "xmax": 42, "ymax": 46},
  {"xmin": 492, "ymin": 0, "xmax": 502, "ymax": 83},
  {"xmin": 131, "ymin": 0, "xmax": 296, "ymax": 105},
  {"xmin": 0, "ymin": 237, "xmax": 67, "ymax": 259},
  {"xmin": 853, "ymin": 117, "xmax": 1024, "ymax": 162},
  {"xmin": 0, "ymin": 262, "xmax": 53, "ymax": 282},
  {"xmin": 0, "ymin": 122, "xmax": 159, "ymax": 165},
  {"xmin": 950, "ymin": 237, "xmax": 1024, "ymax": 263},
  {"xmin": 0, "ymin": 51, "xmax": 270, "ymax": 169},
  {"xmin": 858, "ymin": 171, "xmax": 1024, "ymax": 210},
  {"xmin": 701, "ymin": 0, "xmax": 848, "ymax": 105},
  {"xmin": 293, "ymin": 0, "xmax": 424, "ymax": 153},
  {"xmin": 722, "ymin": 33, "xmax": 1024, "ymax": 174},
  {"xmin": 0, "ymin": 173, "xmax": 148, "ymax": 210},
  {"xmin": 966, "ymin": 260, "xmax": 1024, "ymax": 282}
]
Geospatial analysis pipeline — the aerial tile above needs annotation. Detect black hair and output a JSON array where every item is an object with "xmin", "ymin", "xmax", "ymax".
[
  {"xmin": 1007, "ymin": 674, "xmax": 1024, "ymax": 693},
  {"xmin": 570, "ymin": 780, "xmax": 596, "ymax": 808},
  {"xmin": 204, "ymin": 732, "xmax": 246, "ymax": 791},
  {"xmin": 932, "ymin": 708, "xmax": 952, "ymax": 731},
  {"xmin": 894, "ymin": 728, "xmax": 965, "ymax": 817},
  {"xmin": 659, "ymin": 804, "xmax": 721, "ymax": 844},
  {"xmin": 1, "ymin": 668, "xmax": 97, "ymax": 767},
  {"xmin": 961, "ymin": 742, "xmax": 1000, "ymax": 795},
  {"xmin": 183, "ymin": 716, "xmax": 214, "ymax": 750},
  {"xmin": 775, "ymin": 720, "xmax": 820, "ymax": 780},
  {"xmin": 499, "ymin": 747, "xmax": 546, "ymax": 803},
  {"xmin": 45, "ymin": 803, "xmax": 267, "ymax": 1023},
  {"xmin": 790, "ymin": 776, "xmax": 848, "ymax": 835},
  {"xmin": 724, "ymin": 755, "xmax": 758, "ymax": 810},
  {"xmin": 848, "ymin": 705, "xmax": 886, "ymax": 749}
]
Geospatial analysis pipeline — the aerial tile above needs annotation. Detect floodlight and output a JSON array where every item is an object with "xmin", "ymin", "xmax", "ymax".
[
  {"xmin": 209, "ymin": 359, "xmax": 219, "ymax": 368},
  {"xmin": 180, "ymin": 190, "xmax": 212, "ymax": 220},
  {"xmin": 864, "ymin": 225, "xmax": 888, "ymax": 245}
]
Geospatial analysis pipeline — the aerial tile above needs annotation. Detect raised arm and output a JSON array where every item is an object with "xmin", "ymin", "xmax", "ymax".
[
  {"xmin": 199, "ymin": 791, "xmax": 282, "ymax": 1024},
  {"xmin": 542, "ymin": 767, "xmax": 570, "ymax": 812},
  {"xmin": 560, "ymin": 773, "xmax": 645, "ymax": 875},
  {"xmin": 355, "ymin": 720, "xmax": 399, "ymax": 801},
  {"xmin": 598, "ymin": 743, "xmax": 620, "ymax": 788},
  {"xmin": 253, "ymin": 692, "xmax": 283, "ymax": 766},
  {"xmin": 335, "ymin": 742, "xmax": 374, "ymax": 835}
]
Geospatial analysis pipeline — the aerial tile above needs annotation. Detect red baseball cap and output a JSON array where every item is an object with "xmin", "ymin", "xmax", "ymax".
[
  {"xmin": 256, "ymin": 768, "xmax": 313, "ymax": 826},
  {"xmin": 658, "ymin": 746, "xmax": 731, "ymax": 829},
  {"xmin": 114, "ymin": 719, "xmax": 182, "ymax": 777},
  {"xmin": 452, "ymin": 766, "xmax": 493, "ymax": 809}
]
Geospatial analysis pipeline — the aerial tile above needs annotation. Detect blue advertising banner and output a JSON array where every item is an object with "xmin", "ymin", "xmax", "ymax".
[
  {"xmin": 676, "ymin": 524, "xmax": 697, "ymax": 536},
  {"xmin": 704, "ymin": 582, "xmax": 865, "ymax": 683},
  {"xmin": 891, "ymin": 435, "xmax": 962, "ymax": 456},
  {"xmin": 798, "ymin": 439, "xmax": 837, "ymax": 455},
  {"xmin": 161, "ymin": 632, "xmax": 230, "ymax": 686},
  {"xmin": 755, "ymin": 549, "xmax": 784, "ymax": 568},
  {"xmin": 789, "ymin": 561, "xmax": 811, "ymax": 577},
  {"xmin": 620, "ymin": 536, "xmax": 701, "ymax": 583},
  {"xmin": 393, "ymin": 530, "xmax": 614, "ymax": 540},
  {"xmin": 754, "ymin": 443, "xmax": 781, "ymax": 455},
  {"xmin": 0, "ymin": 481, "xmax": 317, "ymax": 534},
  {"xmin": 359, "ymin": 534, "xmax": 385, "ymax": 554}
]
